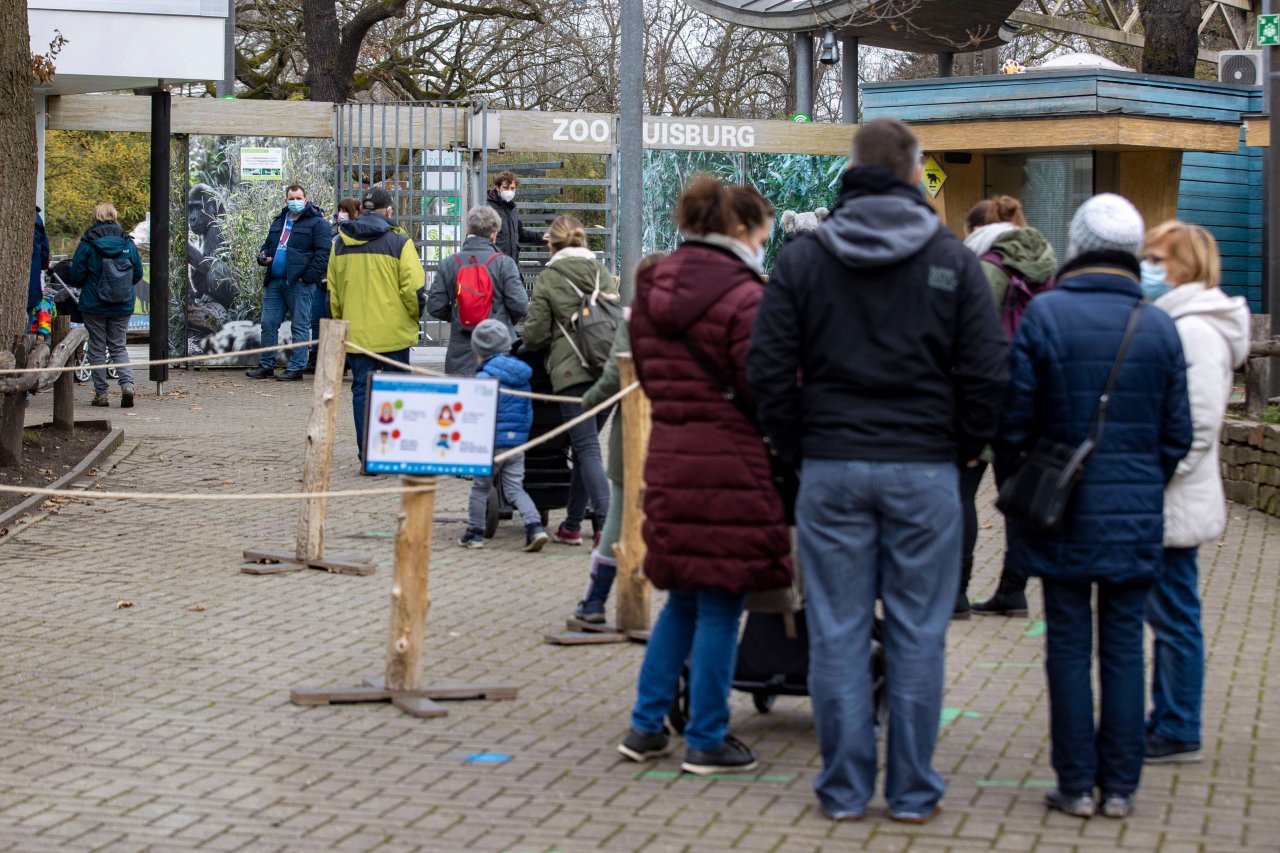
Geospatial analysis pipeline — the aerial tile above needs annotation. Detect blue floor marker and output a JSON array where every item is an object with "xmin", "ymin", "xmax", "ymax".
[{"xmin": 467, "ymin": 752, "xmax": 512, "ymax": 764}]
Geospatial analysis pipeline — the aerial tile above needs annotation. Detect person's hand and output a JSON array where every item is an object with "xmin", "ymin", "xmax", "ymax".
[{"xmin": 256, "ymin": 251, "xmax": 270, "ymax": 266}]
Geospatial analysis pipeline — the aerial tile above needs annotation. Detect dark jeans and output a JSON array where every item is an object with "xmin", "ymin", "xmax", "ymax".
[
  {"xmin": 348, "ymin": 349, "xmax": 410, "ymax": 459},
  {"xmin": 309, "ymin": 287, "xmax": 330, "ymax": 363},
  {"xmin": 1042, "ymin": 578, "xmax": 1152, "ymax": 797},
  {"xmin": 558, "ymin": 383, "xmax": 610, "ymax": 534},
  {"xmin": 1146, "ymin": 547, "xmax": 1203, "ymax": 744},
  {"xmin": 958, "ymin": 461, "xmax": 988, "ymax": 598},
  {"xmin": 260, "ymin": 277, "xmax": 313, "ymax": 372}
]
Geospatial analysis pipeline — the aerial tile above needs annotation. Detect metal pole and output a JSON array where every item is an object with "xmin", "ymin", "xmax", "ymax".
[
  {"xmin": 842, "ymin": 36, "xmax": 859, "ymax": 123},
  {"xmin": 618, "ymin": 0, "xmax": 643, "ymax": 304},
  {"xmin": 149, "ymin": 89, "xmax": 171, "ymax": 387},
  {"xmin": 938, "ymin": 52, "xmax": 954, "ymax": 78},
  {"xmin": 1268, "ymin": 2, "xmax": 1280, "ymax": 397},
  {"xmin": 218, "ymin": 1, "xmax": 235, "ymax": 97},
  {"xmin": 794, "ymin": 32, "xmax": 814, "ymax": 117}
]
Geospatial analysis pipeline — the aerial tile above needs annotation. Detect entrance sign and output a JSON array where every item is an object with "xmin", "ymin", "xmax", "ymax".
[
  {"xmin": 922, "ymin": 156, "xmax": 948, "ymax": 198},
  {"xmin": 1260, "ymin": 14, "xmax": 1279, "ymax": 46},
  {"xmin": 240, "ymin": 147, "xmax": 283, "ymax": 181},
  {"xmin": 363, "ymin": 375, "xmax": 499, "ymax": 477}
]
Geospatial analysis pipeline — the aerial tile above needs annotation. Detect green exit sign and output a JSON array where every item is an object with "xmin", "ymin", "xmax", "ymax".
[{"xmin": 1260, "ymin": 14, "xmax": 1280, "ymax": 47}]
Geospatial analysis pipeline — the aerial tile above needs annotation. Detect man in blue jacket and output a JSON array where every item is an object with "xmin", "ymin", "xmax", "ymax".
[
  {"xmin": 748, "ymin": 119, "xmax": 1009, "ymax": 825},
  {"xmin": 247, "ymin": 184, "xmax": 329, "ymax": 381}
]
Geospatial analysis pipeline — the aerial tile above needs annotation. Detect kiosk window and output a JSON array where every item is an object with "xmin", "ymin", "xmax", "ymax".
[{"xmin": 985, "ymin": 152, "xmax": 1093, "ymax": 264}]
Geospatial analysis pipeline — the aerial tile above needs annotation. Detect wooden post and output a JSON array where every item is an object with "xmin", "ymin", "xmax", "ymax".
[
  {"xmin": 613, "ymin": 354, "xmax": 651, "ymax": 634},
  {"xmin": 385, "ymin": 475, "xmax": 437, "ymax": 692},
  {"xmin": 1246, "ymin": 315, "xmax": 1273, "ymax": 418},
  {"xmin": 52, "ymin": 316, "xmax": 74, "ymax": 435},
  {"xmin": 294, "ymin": 318, "xmax": 349, "ymax": 563}
]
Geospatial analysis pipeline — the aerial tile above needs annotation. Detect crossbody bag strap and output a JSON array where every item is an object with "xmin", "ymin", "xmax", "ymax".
[
  {"xmin": 679, "ymin": 335, "xmax": 760, "ymax": 433},
  {"xmin": 1088, "ymin": 302, "xmax": 1144, "ymax": 443}
]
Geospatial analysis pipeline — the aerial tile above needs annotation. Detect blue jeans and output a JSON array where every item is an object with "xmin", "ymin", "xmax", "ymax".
[
  {"xmin": 558, "ymin": 383, "xmax": 610, "ymax": 534},
  {"xmin": 468, "ymin": 453, "xmax": 540, "ymax": 531},
  {"xmin": 630, "ymin": 589, "xmax": 746, "ymax": 751},
  {"xmin": 348, "ymin": 349, "xmax": 410, "ymax": 459},
  {"xmin": 259, "ymin": 277, "xmax": 314, "ymax": 372},
  {"xmin": 309, "ymin": 287, "xmax": 330, "ymax": 363},
  {"xmin": 1042, "ymin": 578, "xmax": 1151, "ymax": 797},
  {"xmin": 1146, "ymin": 547, "xmax": 1202, "ymax": 744},
  {"xmin": 797, "ymin": 459, "xmax": 960, "ymax": 818}
]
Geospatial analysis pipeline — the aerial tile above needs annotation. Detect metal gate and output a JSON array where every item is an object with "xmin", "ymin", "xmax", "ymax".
[{"xmin": 334, "ymin": 102, "xmax": 470, "ymax": 346}]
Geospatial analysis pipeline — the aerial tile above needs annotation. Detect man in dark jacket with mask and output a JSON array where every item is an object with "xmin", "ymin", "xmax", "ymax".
[
  {"xmin": 247, "ymin": 184, "xmax": 329, "ymax": 381},
  {"xmin": 485, "ymin": 170, "xmax": 540, "ymax": 266},
  {"xmin": 747, "ymin": 119, "xmax": 1008, "ymax": 824}
]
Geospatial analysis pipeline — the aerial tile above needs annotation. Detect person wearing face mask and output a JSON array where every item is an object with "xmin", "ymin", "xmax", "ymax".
[
  {"xmin": 1139, "ymin": 222, "xmax": 1249, "ymax": 766},
  {"xmin": 485, "ymin": 170, "xmax": 541, "ymax": 266},
  {"xmin": 305, "ymin": 197, "xmax": 362, "ymax": 374},
  {"xmin": 248, "ymin": 184, "xmax": 330, "ymax": 381},
  {"xmin": 615, "ymin": 178, "xmax": 792, "ymax": 776},
  {"xmin": 749, "ymin": 119, "xmax": 1008, "ymax": 823}
]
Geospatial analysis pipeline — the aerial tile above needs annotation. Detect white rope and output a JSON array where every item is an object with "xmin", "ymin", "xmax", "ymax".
[
  {"xmin": 0, "ymin": 339, "xmax": 320, "ymax": 376},
  {"xmin": 345, "ymin": 342, "xmax": 586, "ymax": 404},
  {"xmin": 493, "ymin": 382, "xmax": 637, "ymax": 464},
  {"xmin": 0, "ymin": 480, "xmax": 436, "ymax": 502}
]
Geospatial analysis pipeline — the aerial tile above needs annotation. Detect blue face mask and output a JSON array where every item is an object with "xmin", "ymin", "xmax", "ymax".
[
  {"xmin": 287, "ymin": 199, "xmax": 306, "ymax": 215},
  {"xmin": 1139, "ymin": 260, "xmax": 1171, "ymax": 302}
]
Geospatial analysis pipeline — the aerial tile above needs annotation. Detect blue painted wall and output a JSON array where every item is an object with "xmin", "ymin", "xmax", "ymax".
[{"xmin": 864, "ymin": 72, "xmax": 1264, "ymax": 311}]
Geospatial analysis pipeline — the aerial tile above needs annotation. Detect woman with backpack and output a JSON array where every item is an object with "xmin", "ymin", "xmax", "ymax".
[
  {"xmin": 615, "ymin": 179, "xmax": 791, "ymax": 775},
  {"xmin": 522, "ymin": 215, "xmax": 619, "ymax": 551},
  {"xmin": 69, "ymin": 202, "xmax": 143, "ymax": 408},
  {"xmin": 963, "ymin": 195, "xmax": 1057, "ymax": 618}
]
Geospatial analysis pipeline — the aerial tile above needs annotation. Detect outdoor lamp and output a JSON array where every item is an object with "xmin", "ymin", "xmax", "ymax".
[
  {"xmin": 998, "ymin": 21, "xmax": 1021, "ymax": 42},
  {"xmin": 819, "ymin": 28, "xmax": 840, "ymax": 65}
]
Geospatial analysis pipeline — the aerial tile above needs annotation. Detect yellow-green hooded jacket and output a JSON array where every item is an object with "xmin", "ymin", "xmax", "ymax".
[{"xmin": 328, "ymin": 212, "xmax": 424, "ymax": 353}]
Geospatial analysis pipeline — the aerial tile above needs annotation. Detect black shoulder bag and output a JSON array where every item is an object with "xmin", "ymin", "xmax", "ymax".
[
  {"xmin": 680, "ymin": 336, "xmax": 799, "ymax": 523},
  {"xmin": 995, "ymin": 301, "xmax": 1144, "ymax": 533}
]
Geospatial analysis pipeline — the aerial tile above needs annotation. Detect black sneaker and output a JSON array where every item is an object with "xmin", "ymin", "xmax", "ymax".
[
  {"xmin": 245, "ymin": 366, "xmax": 275, "ymax": 379},
  {"xmin": 458, "ymin": 529, "xmax": 485, "ymax": 549},
  {"xmin": 972, "ymin": 590, "xmax": 1029, "ymax": 617},
  {"xmin": 1045, "ymin": 788, "xmax": 1095, "ymax": 818},
  {"xmin": 277, "ymin": 369, "xmax": 304, "ymax": 381},
  {"xmin": 1098, "ymin": 793, "xmax": 1134, "ymax": 818},
  {"xmin": 523, "ymin": 525, "xmax": 549, "ymax": 552},
  {"xmin": 573, "ymin": 600, "xmax": 606, "ymax": 624},
  {"xmin": 617, "ymin": 728, "xmax": 672, "ymax": 762},
  {"xmin": 681, "ymin": 735, "xmax": 758, "ymax": 775},
  {"xmin": 120, "ymin": 386, "xmax": 135, "ymax": 408},
  {"xmin": 1145, "ymin": 734, "xmax": 1201, "ymax": 764}
]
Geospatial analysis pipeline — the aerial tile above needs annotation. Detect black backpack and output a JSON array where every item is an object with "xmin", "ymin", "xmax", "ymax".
[
  {"xmin": 555, "ymin": 268, "xmax": 622, "ymax": 377},
  {"xmin": 92, "ymin": 243, "xmax": 135, "ymax": 305}
]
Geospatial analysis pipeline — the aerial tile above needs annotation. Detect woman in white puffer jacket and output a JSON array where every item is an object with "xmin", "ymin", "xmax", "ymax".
[{"xmin": 1140, "ymin": 221, "xmax": 1251, "ymax": 766}]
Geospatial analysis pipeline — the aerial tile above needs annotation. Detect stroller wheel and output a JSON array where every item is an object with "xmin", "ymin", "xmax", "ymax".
[
  {"xmin": 752, "ymin": 692, "xmax": 776, "ymax": 714},
  {"xmin": 484, "ymin": 488, "xmax": 500, "ymax": 539},
  {"xmin": 666, "ymin": 667, "xmax": 690, "ymax": 735}
]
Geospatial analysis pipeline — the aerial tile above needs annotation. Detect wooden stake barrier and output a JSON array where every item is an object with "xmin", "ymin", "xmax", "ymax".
[
  {"xmin": 1245, "ymin": 315, "xmax": 1274, "ymax": 418},
  {"xmin": 241, "ymin": 319, "xmax": 375, "ymax": 576},
  {"xmin": 291, "ymin": 475, "xmax": 517, "ymax": 718},
  {"xmin": 52, "ymin": 316, "xmax": 75, "ymax": 435}
]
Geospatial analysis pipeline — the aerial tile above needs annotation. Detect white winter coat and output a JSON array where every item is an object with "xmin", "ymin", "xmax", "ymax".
[{"xmin": 1153, "ymin": 283, "xmax": 1251, "ymax": 548}]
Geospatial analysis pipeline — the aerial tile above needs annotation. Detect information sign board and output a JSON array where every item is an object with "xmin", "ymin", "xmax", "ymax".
[{"xmin": 362, "ymin": 374, "xmax": 499, "ymax": 477}]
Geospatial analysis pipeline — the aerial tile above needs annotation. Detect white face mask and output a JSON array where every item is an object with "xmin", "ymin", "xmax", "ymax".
[
  {"xmin": 337, "ymin": 211, "xmax": 350, "ymax": 222},
  {"xmin": 499, "ymin": 190, "xmax": 516, "ymax": 203}
]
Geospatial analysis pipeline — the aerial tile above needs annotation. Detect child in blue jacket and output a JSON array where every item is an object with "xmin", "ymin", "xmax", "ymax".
[{"xmin": 459, "ymin": 319, "xmax": 549, "ymax": 551}]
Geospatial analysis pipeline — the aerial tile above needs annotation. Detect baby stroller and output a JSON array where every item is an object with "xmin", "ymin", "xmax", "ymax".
[
  {"xmin": 483, "ymin": 343, "xmax": 576, "ymax": 537},
  {"xmin": 667, "ymin": 605, "xmax": 888, "ymax": 734}
]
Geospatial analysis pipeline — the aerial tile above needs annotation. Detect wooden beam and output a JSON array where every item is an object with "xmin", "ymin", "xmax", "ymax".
[
  {"xmin": 613, "ymin": 355, "xmax": 651, "ymax": 635},
  {"xmin": 1009, "ymin": 10, "xmax": 1220, "ymax": 63},
  {"xmin": 1247, "ymin": 118, "xmax": 1270, "ymax": 148},
  {"xmin": 912, "ymin": 115, "xmax": 1240, "ymax": 153},
  {"xmin": 49, "ymin": 94, "xmax": 335, "ymax": 137},
  {"xmin": 295, "ymin": 318, "xmax": 348, "ymax": 564}
]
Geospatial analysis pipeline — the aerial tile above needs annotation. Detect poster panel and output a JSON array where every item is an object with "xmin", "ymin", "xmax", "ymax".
[{"xmin": 363, "ymin": 374, "xmax": 499, "ymax": 477}]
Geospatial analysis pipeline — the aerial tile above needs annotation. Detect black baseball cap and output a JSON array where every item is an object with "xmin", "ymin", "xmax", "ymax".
[{"xmin": 362, "ymin": 187, "xmax": 393, "ymax": 210}]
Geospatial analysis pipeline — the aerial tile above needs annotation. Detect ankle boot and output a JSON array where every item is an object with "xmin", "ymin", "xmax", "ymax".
[
  {"xmin": 573, "ymin": 552, "xmax": 617, "ymax": 623},
  {"xmin": 972, "ymin": 574, "xmax": 1029, "ymax": 616}
]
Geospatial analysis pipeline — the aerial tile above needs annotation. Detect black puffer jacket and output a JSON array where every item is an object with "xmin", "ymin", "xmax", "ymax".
[
  {"xmin": 748, "ymin": 166, "xmax": 1009, "ymax": 466},
  {"xmin": 485, "ymin": 189, "xmax": 540, "ymax": 265}
]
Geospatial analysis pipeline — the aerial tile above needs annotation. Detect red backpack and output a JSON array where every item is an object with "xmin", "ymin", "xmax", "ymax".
[
  {"xmin": 453, "ymin": 253, "xmax": 498, "ymax": 330},
  {"xmin": 981, "ymin": 251, "xmax": 1055, "ymax": 340}
]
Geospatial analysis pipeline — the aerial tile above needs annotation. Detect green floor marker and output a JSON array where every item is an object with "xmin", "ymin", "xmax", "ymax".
[
  {"xmin": 1022, "ymin": 620, "xmax": 1046, "ymax": 637},
  {"xmin": 939, "ymin": 708, "xmax": 983, "ymax": 729},
  {"xmin": 638, "ymin": 770, "xmax": 681, "ymax": 780},
  {"xmin": 757, "ymin": 774, "xmax": 793, "ymax": 783},
  {"xmin": 976, "ymin": 662, "xmax": 1039, "ymax": 669}
]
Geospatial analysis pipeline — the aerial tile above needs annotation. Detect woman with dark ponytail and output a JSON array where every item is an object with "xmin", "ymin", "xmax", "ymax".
[{"xmin": 615, "ymin": 177, "xmax": 792, "ymax": 775}]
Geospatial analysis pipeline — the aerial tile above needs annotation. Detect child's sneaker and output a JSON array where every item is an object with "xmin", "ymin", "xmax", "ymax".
[
  {"xmin": 524, "ymin": 524, "xmax": 549, "ymax": 552},
  {"xmin": 574, "ymin": 599, "xmax": 606, "ymax": 624},
  {"xmin": 458, "ymin": 529, "xmax": 485, "ymax": 549},
  {"xmin": 552, "ymin": 524, "xmax": 583, "ymax": 546}
]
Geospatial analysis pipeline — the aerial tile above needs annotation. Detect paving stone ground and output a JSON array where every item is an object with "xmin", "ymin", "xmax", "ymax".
[{"xmin": 3, "ymin": 365, "xmax": 1278, "ymax": 852}]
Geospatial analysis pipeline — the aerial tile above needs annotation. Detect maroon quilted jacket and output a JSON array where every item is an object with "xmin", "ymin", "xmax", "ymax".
[{"xmin": 629, "ymin": 241, "xmax": 793, "ymax": 594}]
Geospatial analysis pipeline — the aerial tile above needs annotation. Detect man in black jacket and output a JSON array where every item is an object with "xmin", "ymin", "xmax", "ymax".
[
  {"xmin": 247, "ymin": 184, "xmax": 330, "ymax": 381},
  {"xmin": 485, "ymin": 170, "xmax": 540, "ymax": 266},
  {"xmin": 747, "ymin": 118, "xmax": 1008, "ymax": 825}
]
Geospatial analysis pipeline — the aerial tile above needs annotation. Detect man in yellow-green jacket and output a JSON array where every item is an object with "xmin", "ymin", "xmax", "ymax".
[{"xmin": 328, "ymin": 186, "xmax": 425, "ymax": 462}]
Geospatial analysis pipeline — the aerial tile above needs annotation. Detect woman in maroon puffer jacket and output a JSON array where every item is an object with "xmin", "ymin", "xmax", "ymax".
[{"xmin": 616, "ymin": 178, "xmax": 793, "ymax": 775}]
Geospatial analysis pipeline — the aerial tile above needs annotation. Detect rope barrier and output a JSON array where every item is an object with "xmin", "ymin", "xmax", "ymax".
[
  {"xmin": 345, "ymin": 342, "xmax": 587, "ymax": 404},
  {"xmin": 494, "ymin": 382, "xmax": 637, "ymax": 464},
  {"xmin": 0, "ymin": 481, "xmax": 438, "ymax": 501},
  {"xmin": 0, "ymin": 339, "xmax": 321, "ymax": 376}
]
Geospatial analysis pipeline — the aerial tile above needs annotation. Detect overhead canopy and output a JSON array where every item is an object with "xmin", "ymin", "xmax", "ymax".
[{"xmin": 681, "ymin": 0, "xmax": 1023, "ymax": 52}]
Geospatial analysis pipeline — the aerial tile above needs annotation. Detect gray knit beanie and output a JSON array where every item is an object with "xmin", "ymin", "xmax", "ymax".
[
  {"xmin": 1067, "ymin": 193, "xmax": 1144, "ymax": 260},
  {"xmin": 471, "ymin": 318, "xmax": 512, "ymax": 361}
]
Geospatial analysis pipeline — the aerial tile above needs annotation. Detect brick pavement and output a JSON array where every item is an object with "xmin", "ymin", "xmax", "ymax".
[{"xmin": 1, "ymin": 368, "xmax": 1278, "ymax": 852}]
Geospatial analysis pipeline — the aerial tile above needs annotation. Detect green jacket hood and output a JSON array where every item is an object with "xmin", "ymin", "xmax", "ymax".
[
  {"xmin": 85, "ymin": 222, "xmax": 131, "ymax": 257},
  {"xmin": 338, "ymin": 212, "xmax": 401, "ymax": 247},
  {"xmin": 990, "ymin": 227, "xmax": 1057, "ymax": 285}
]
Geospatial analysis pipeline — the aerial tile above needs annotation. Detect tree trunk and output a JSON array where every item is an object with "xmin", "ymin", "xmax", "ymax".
[
  {"xmin": 0, "ymin": 0, "xmax": 38, "ymax": 469},
  {"xmin": 301, "ymin": 0, "xmax": 410, "ymax": 103},
  {"xmin": 1140, "ymin": 0, "xmax": 1200, "ymax": 78}
]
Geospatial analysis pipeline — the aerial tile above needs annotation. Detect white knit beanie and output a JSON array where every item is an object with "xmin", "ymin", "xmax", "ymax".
[{"xmin": 1067, "ymin": 193, "xmax": 1144, "ymax": 260}]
